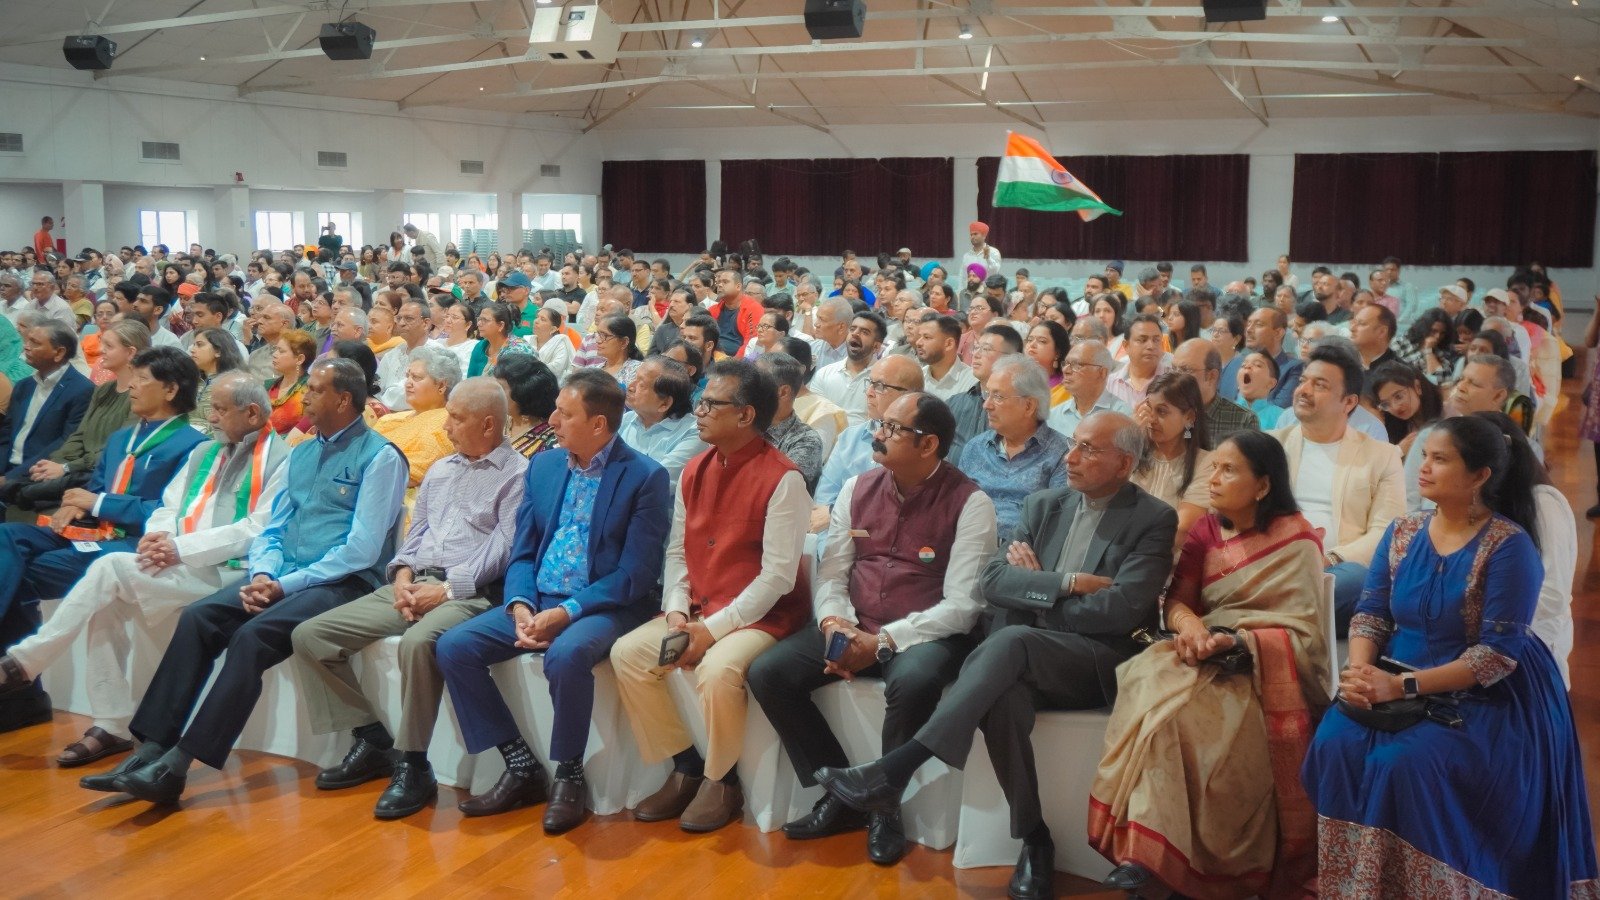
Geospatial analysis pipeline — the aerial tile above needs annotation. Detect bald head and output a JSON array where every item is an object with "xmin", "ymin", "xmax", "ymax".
[
  {"xmin": 868, "ymin": 354, "xmax": 925, "ymax": 419},
  {"xmin": 1067, "ymin": 410, "xmax": 1144, "ymax": 498},
  {"xmin": 444, "ymin": 376, "xmax": 510, "ymax": 459},
  {"xmin": 209, "ymin": 371, "xmax": 272, "ymax": 442},
  {"xmin": 1173, "ymin": 338, "xmax": 1222, "ymax": 402}
]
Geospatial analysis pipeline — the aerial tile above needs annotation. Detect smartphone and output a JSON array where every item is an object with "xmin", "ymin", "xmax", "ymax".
[
  {"xmin": 824, "ymin": 630, "xmax": 851, "ymax": 662},
  {"xmin": 658, "ymin": 629, "xmax": 691, "ymax": 667}
]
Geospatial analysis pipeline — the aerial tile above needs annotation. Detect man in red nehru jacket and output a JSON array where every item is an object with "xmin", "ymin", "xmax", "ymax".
[
  {"xmin": 610, "ymin": 358, "xmax": 811, "ymax": 833},
  {"xmin": 748, "ymin": 391, "xmax": 997, "ymax": 865}
]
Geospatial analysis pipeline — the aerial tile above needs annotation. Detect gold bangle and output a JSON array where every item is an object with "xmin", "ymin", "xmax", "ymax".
[{"xmin": 1068, "ymin": 573, "xmax": 1077, "ymax": 596}]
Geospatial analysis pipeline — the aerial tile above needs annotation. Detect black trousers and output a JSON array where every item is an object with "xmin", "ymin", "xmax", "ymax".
[
  {"xmin": 748, "ymin": 625, "xmax": 972, "ymax": 789},
  {"xmin": 913, "ymin": 624, "xmax": 1115, "ymax": 839},
  {"xmin": 130, "ymin": 574, "xmax": 369, "ymax": 770}
]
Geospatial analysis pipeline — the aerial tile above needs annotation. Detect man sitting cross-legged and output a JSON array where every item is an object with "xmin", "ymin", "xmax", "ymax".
[
  {"xmin": 0, "ymin": 372, "xmax": 287, "ymax": 769},
  {"xmin": 289, "ymin": 377, "xmax": 528, "ymax": 820}
]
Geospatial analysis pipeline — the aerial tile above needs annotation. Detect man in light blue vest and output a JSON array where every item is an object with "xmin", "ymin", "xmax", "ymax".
[{"xmin": 91, "ymin": 358, "xmax": 408, "ymax": 805}]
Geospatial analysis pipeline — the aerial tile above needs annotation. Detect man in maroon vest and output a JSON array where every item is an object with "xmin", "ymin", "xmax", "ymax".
[
  {"xmin": 610, "ymin": 359, "xmax": 812, "ymax": 833},
  {"xmin": 748, "ymin": 392, "xmax": 998, "ymax": 865}
]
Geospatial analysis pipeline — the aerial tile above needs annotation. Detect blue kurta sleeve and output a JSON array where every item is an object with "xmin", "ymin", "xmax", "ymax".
[
  {"xmin": 1349, "ymin": 520, "xmax": 1397, "ymax": 646},
  {"xmin": 1460, "ymin": 528, "xmax": 1543, "ymax": 687}
]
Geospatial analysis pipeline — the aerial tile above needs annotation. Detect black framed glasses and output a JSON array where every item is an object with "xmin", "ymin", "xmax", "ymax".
[
  {"xmin": 867, "ymin": 379, "xmax": 909, "ymax": 395},
  {"xmin": 874, "ymin": 418, "xmax": 930, "ymax": 441},
  {"xmin": 694, "ymin": 397, "xmax": 739, "ymax": 415}
]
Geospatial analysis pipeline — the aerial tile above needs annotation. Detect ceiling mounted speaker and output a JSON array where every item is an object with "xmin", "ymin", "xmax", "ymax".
[
  {"xmin": 63, "ymin": 35, "xmax": 117, "ymax": 70},
  {"xmin": 319, "ymin": 22, "xmax": 376, "ymax": 61},
  {"xmin": 1202, "ymin": 0, "xmax": 1267, "ymax": 23},
  {"xmin": 805, "ymin": 0, "xmax": 866, "ymax": 40}
]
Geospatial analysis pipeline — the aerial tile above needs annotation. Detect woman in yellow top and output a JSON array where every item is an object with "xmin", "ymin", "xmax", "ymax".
[
  {"xmin": 374, "ymin": 344, "xmax": 460, "ymax": 496},
  {"xmin": 1023, "ymin": 320, "xmax": 1072, "ymax": 409}
]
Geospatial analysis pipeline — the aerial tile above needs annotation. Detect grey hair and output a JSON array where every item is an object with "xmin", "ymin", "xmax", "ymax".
[
  {"xmin": 816, "ymin": 295, "xmax": 854, "ymax": 325},
  {"xmin": 341, "ymin": 307, "xmax": 369, "ymax": 336},
  {"xmin": 1074, "ymin": 319, "xmax": 1110, "ymax": 342},
  {"xmin": 1310, "ymin": 332, "xmax": 1356, "ymax": 357},
  {"xmin": 1468, "ymin": 353, "xmax": 1517, "ymax": 393},
  {"xmin": 896, "ymin": 289, "xmax": 923, "ymax": 309},
  {"xmin": 1301, "ymin": 321, "xmax": 1334, "ymax": 343},
  {"xmin": 0, "ymin": 273, "xmax": 22, "ymax": 290},
  {"xmin": 29, "ymin": 271, "xmax": 58, "ymax": 286},
  {"xmin": 407, "ymin": 344, "xmax": 464, "ymax": 394},
  {"xmin": 1074, "ymin": 338, "xmax": 1115, "ymax": 369},
  {"xmin": 1481, "ymin": 315, "xmax": 1517, "ymax": 337},
  {"xmin": 990, "ymin": 353, "xmax": 1053, "ymax": 423},
  {"xmin": 212, "ymin": 370, "xmax": 271, "ymax": 413},
  {"xmin": 1085, "ymin": 409, "xmax": 1148, "ymax": 461},
  {"xmin": 450, "ymin": 376, "xmax": 510, "ymax": 425},
  {"xmin": 794, "ymin": 279, "xmax": 821, "ymax": 297},
  {"xmin": 65, "ymin": 274, "xmax": 88, "ymax": 292}
]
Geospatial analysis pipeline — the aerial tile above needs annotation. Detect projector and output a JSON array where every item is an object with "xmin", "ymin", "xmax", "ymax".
[{"xmin": 529, "ymin": 4, "xmax": 622, "ymax": 64}]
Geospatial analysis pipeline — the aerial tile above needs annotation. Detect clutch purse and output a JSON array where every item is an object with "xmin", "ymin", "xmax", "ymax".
[
  {"xmin": 1336, "ymin": 657, "xmax": 1464, "ymax": 733},
  {"xmin": 1131, "ymin": 625, "xmax": 1253, "ymax": 676}
]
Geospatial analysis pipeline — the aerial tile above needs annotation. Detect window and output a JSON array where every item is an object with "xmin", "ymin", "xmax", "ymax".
[
  {"xmin": 451, "ymin": 213, "xmax": 500, "ymax": 254},
  {"xmin": 139, "ymin": 209, "xmax": 199, "ymax": 251},
  {"xmin": 254, "ymin": 210, "xmax": 305, "ymax": 252},
  {"xmin": 316, "ymin": 211, "xmax": 360, "ymax": 249},
  {"xmin": 540, "ymin": 212, "xmax": 582, "ymax": 243},
  {"xmin": 402, "ymin": 212, "xmax": 440, "ymax": 238}
]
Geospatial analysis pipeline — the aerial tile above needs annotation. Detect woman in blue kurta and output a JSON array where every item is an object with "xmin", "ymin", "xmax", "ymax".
[{"xmin": 1302, "ymin": 414, "xmax": 1599, "ymax": 898}]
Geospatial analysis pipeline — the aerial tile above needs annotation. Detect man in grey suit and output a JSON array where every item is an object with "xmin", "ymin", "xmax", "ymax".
[{"xmin": 815, "ymin": 410, "xmax": 1176, "ymax": 900}]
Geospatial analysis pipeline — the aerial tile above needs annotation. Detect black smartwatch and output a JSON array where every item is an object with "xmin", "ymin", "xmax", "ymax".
[
  {"xmin": 1401, "ymin": 674, "xmax": 1420, "ymax": 700},
  {"xmin": 875, "ymin": 632, "xmax": 894, "ymax": 664}
]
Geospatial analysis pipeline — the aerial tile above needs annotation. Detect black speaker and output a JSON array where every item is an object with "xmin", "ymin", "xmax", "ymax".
[
  {"xmin": 805, "ymin": 0, "xmax": 866, "ymax": 40},
  {"xmin": 1202, "ymin": 0, "xmax": 1266, "ymax": 23},
  {"xmin": 319, "ymin": 22, "xmax": 376, "ymax": 61},
  {"xmin": 62, "ymin": 35, "xmax": 117, "ymax": 70}
]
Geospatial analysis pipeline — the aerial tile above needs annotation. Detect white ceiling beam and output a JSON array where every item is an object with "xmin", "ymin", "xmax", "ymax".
[
  {"xmin": 0, "ymin": 0, "xmax": 491, "ymax": 48},
  {"xmin": 1287, "ymin": 67, "xmax": 1600, "ymax": 118},
  {"xmin": 96, "ymin": 28, "xmax": 529, "ymax": 78}
]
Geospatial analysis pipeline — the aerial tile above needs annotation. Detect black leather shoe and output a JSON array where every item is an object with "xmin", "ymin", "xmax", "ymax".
[
  {"xmin": 374, "ymin": 760, "xmax": 437, "ymax": 820},
  {"xmin": 1103, "ymin": 862, "xmax": 1155, "ymax": 891},
  {"xmin": 316, "ymin": 738, "xmax": 394, "ymax": 790},
  {"xmin": 113, "ymin": 760, "xmax": 187, "ymax": 804},
  {"xmin": 867, "ymin": 808, "xmax": 908, "ymax": 866},
  {"xmin": 0, "ymin": 655, "xmax": 31, "ymax": 698},
  {"xmin": 814, "ymin": 761, "xmax": 903, "ymax": 813},
  {"xmin": 1007, "ymin": 838, "xmax": 1055, "ymax": 900},
  {"xmin": 542, "ymin": 777, "xmax": 590, "ymax": 835},
  {"xmin": 782, "ymin": 792, "xmax": 868, "ymax": 840},
  {"xmin": 458, "ymin": 768, "xmax": 547, "ymax": 817},
  {"xmin": 81, "ymin": 743, "xmax": 164, "ymax": 792}
]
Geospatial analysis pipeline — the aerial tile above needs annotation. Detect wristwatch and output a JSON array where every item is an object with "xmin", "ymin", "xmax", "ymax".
[
  {"xmin": 875, "ymin": 632, "xmax": 895, "ymax": 664},
  {"xmin": 1401, "ymin": 674, "xmax": 1419, "ymax": 700}
]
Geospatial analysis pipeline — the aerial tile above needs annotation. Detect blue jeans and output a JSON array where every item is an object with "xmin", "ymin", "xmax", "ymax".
[{"xmin": 1327, "ymin": 561, "xmax": 1369, "ymax": 638}]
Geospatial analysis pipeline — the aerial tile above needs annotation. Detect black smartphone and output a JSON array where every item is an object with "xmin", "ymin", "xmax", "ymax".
[
  {"xmin": 824, "ymin": 630, "xmax": 851, "ymax": 662},
  {"xmin": 658, "ymin": 629, "xmax": 691, "ymax": 667}
]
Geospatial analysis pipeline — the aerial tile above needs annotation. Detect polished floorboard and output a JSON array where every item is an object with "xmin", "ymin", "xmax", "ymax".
[{"xmin": 3, "ymin": 379, "xmax": 1598, "ymax": 899}]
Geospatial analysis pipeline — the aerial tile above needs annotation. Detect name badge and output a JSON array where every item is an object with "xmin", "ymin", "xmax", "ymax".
[
  {"xmin": 72, "ymin": 541, "xmax": 101, "ymax": 553},
  {"xmin": 848, "ymin": 529, "xmax": 870, "ymax": 538}
]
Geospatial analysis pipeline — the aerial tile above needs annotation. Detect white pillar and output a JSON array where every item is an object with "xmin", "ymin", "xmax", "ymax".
[
  {"xmin": 373, "ymin": 189, "xmax": 406, "ymax": 246},
  {"xmin": 1248, "ymin": 154, "xmax": 1295, "ymax": 275},
  {"xmin": 953, "ymin": 158, "xmax": 979, "ymax": 262},
  {"xmin": 496, "ymin": 190, "xmax": 524, "ymax": 255},
  {"xmin": 61, "ymin": 181, "xmax": 106, "ymax": 253},
  {"xmin": 704, "ymin": 160, "xmax": 721, "ymax": 250},
  {"xmin": 211, "ymin": 185, "xmax": 251, "ymax": 256}
]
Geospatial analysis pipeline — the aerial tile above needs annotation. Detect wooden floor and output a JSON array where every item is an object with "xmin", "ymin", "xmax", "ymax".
[{"xmin": 4, "ymin": 378, "xmax": 1599, "ymax": 899}]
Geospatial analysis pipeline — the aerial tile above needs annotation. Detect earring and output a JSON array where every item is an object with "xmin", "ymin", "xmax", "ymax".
[{"xmin": 1183, "ymin": 425, "xmax": 1192, "ymax": 440}]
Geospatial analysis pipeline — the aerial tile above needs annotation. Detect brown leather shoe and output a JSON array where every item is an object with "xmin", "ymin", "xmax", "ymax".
[
  {"xmin": 633, "ymin": 770, "xmax": 704, "ymax": 822},
  {"xmin": 57, "ymin": 726, "xmax": 135, "ymax": 768},
  {"xmin": 679, "ymin": 778, "xmax": 743, "ymax": 833},
  {"xmin": 458, "ymin": 768, "xmax": 548, "ymax": 818},
  {"xmin": 542, "ymin": 777, "xmax": 590, "ymax": 835}
]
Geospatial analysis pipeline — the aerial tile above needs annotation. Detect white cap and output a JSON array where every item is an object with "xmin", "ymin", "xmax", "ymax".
[{"xmin": 1439, "ymin": 284, "xmax": 1467, "ymax": 302}]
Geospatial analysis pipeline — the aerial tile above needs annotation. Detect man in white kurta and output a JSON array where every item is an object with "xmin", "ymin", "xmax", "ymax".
[{"xmin": 1, "ymin": 373, "xmax": 289, "ymax": 765}]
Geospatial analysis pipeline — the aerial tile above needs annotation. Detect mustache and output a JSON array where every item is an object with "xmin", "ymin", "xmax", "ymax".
[{"xmin": 870, "ymin": 440, "xmax": 888, "ymax": 455}]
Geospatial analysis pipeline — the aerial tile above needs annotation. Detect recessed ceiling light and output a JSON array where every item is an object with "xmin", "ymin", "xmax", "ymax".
[
  {"xmin": 690, "ymin": 37, "xmax": 704, "ymax": 48},
  {"xmin": 958, "ymin": 21, "xmax": 974, "ymax": 39},
  {"xmin": 479, "ymin": 86, "xmax": 485, "ymax": 91},
  {"xmin": 1322, "ymin": 15, "xmax": 1340, "ymax": 22},
  {"xmin": 199, "ymin": 56, "xmax": 206, "ymax": 60}
]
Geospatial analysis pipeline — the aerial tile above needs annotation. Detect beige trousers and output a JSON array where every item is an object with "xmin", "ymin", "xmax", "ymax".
[{"xmin": 609, "ymin": 616, "xmax": 776, "ymax": 780}]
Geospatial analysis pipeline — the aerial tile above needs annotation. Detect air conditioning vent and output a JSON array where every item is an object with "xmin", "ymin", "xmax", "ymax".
[
  {"xmin": 317, "ymin": 150, "xmax": 348, "ymax": 168},
  {"xmin": 141, "ymin": 140, "xmax": 180, "ymax": 161},
  {"xmin": 460, "ymin": 159, "xmax": 485, "ymax": 175},
  {"xmin": 0, "ymin": 133, "xmax": 22, "ymax": 153},
  {"xmin": 540, "ymin": 164, "xmax": 561, "ymax": 177}
]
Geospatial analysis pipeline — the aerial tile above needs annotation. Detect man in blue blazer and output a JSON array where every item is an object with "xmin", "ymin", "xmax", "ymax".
[
  {"xmin": 0, "ymin": 319, "xmax": 94, "ymax": 487},
  {"xmin": 0, "ymin": 346, "xmax": 204, "ymax": 729},
  {"xmin": 436, "ymin": 369, "xmax": 671, "ymax": 832}
]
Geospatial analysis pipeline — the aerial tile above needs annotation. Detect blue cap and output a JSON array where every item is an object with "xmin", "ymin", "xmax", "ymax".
[{"xmin": 502, "ymin": 270, "xmax": 533, "ymax": 290}]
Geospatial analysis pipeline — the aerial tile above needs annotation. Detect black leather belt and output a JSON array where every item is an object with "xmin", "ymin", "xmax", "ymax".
[{"xmin": 413, "ymin": 567, "xmax": 448, "ymax": 581}]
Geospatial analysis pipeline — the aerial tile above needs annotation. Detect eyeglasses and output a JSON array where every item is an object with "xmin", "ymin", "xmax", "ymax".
[
  {"xmin": 867, "ymin": 379, "xmax": 909, "ymax": 395},
  {"xmin": 1063, "ymin": 361, "xmax": 1105, "ymax": 373},
  {"xmin": 981, "ymin": 390, "xmax": 1025, "ymax": 404},
  {"xmin": 694, "ymin": 397, "xmax": 740, "ymax": 415},
  {"xmin": 1376, "ymin": 387, "xmax": 1414, "ymax": 412},
  {"xmin": 1065, "ymin": 437, "xmax": 1118, "ymax": 460},
  {"xmin": 874, "ymin": 418, "xmax": 930, "ymax": 441},
  {"xmin": 595, "ymin": 332, "xmax": 619, "ymax": 343}
]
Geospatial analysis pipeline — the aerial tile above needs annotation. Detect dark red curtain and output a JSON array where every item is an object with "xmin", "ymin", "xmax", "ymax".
[
  {"xmin": 720, "ymin": 158, "xmax": 953, "ymax": 258},
  {"xmin": 974, "ymin": 155, "xmax": 1249, "ymax": 261},
  {"xmin": 1290, "ymin": 151, "xmax": 1597, "ymax": 267},
  {"xmin": 602, "ymin": 160, "xmax": 706, "ymax": 253}
]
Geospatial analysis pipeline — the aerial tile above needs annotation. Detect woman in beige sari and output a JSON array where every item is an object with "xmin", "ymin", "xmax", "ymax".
[{"xmin": 1089, "ymin": 430, "xmax": 1329, "ymax": 899}]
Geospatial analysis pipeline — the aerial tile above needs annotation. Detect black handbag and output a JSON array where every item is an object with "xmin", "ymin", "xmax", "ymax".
[
  {"xmin": 1336, "ymin": 657, "xmax": 1464, "ymax": 733},
  {"xmin": 1132, "ymin": 625, "xmax": 1253, "ymax": 676}
]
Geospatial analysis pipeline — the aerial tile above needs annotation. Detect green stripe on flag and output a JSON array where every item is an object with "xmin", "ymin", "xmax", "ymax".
[{"xmin": 994, "ymin": 181, "xmax": 1122, "ymax": 216}]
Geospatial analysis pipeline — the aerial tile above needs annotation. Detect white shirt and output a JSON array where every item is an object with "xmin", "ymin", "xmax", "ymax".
[
  {"xmin": 537, "ymin": 332, "xmax": 574, "ymax": 382},
  {"xmin": 1532, "ymin": 484, "xmax": 1576, "ymax": 688},
  {"xmin": 661, "ymin": 468, "xmax": 810, "ymax": 641},
  {"xmin": 151, "ymin": 326, "xmax": 183, "ymax": 350},
  {"xmin": 10, "ymin": 365, "xmax": 69, "ymax": 465},
  {"xmin": 27, "ymin": 294, "xmax": 78, "ymax": 331},
  {"xmin": 922, "ymin": 359, "xmax": 978, "ymax": 401},
  {"xmin": 1273, "ymin": 403, "xmax": 1389, "ymax": 442},
  {"xmin": 1294, "ymin": 438, "xmax": 1341, "ymax": 543},
  {"xmin": 814, "ymin": 471, "xmax": 997, "ymax": 650},
  {"xmin": 147, "ymin": 434, "xmax": 291, "ymax": 567},
  {"xmin": 436, "ymin": 337, "xmax": 478, "ymax": 376},
  {"xmin": 811, "ymin": 358, "xmax": 873, "ymax": 426},
  {"xmin": 377, "ymin": 340, "xmax": 423, "ymax": 411},
  {"xmin": 960, "ymin": 245, "xmax": 1004, "ymax": 279}
]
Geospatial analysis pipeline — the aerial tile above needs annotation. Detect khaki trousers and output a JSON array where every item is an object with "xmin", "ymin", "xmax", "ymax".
[
  {"xmin": 609, "ymin": 616, "xmax": 775, "ymax": 780},
  {"xmin": 290, "ymin": 580, "xmax": 492, "ymax": 753}
]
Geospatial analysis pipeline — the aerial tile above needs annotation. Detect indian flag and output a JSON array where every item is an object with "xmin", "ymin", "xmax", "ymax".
[{"xmin": 993, "ymin": 132, "xmax": 1121, "ymax": 221}]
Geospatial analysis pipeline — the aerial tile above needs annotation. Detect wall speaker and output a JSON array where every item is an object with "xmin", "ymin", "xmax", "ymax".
[
  {"xmin": 62, "ymin": 35, "xmax": 117, "ymax": 70},
  {"xmin": 1202, "ymin": 0, "xmax": 1267, "ymax": 23},
  {"xmin": 319, "ymin": 22, "xmax": 376, "ymax": 61},
  {"xmin": 805, "ymin": 0, "xmax": 866, "ymax": 40}
]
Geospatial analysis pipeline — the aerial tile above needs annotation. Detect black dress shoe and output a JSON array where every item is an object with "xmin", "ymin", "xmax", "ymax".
[
  {"xmin": 81, "ymin": 743, "xmax": 164, "ymax": 793},
  {"xmin": 1103, "ymin": 862, "xmax": 1155, "ymax": 891},
  {"xmin": 867, "ymin": 808, "xmax": 908, "ymax": 866},
  {"xmin": 374, "ymin": 761, "xmax": 437, "ymax": 820},
  {"xmin": 316, "ymin": 738, "xmax": 394, "ymax": 790},
  {"xmin": 458, "ymin": 768, "xmax": 547, "ymax": 817},
  {"xmin": 782, "ymin": 792, "xmax": 868, "ymax": 840},
  {"xmin": 0, "ymin": 655, "xmax": 31, "ymax": 698},
  {"xmin": 1007, "ymin": 838, "xmax": 1055, "ymax": 900},
  {"xmin": 542, "ymin": 777, "xmax": 590, "ymax": 835},
  {"xmin": 814, "ymin": 761, "xmax": 903, "ymax": 813},
  {"xmin": 114, "ymin": 760, "xmax": 187, "ymax": 805}
]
